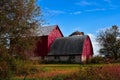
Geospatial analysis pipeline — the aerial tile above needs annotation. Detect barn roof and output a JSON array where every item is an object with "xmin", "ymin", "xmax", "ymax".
[
  {"xmin": 38, "ymin": 25, "xmax": 63, "ymax": 36},
  {"xmin": 69, "ymin": 31, "xmax": 84, "ymax": 36},
  {"xmin": 38, "ymin": 25, "xmax": 58, "ymax": 36},
  {"xmin": 49, "ymin": 35, "xmax": 87, "ymax": 56}
]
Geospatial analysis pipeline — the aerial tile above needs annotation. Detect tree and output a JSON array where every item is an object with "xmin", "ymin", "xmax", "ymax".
[
  {"xmin": 0, "ymin": 0, "xmax": 42, "ymax": 78},
  {"xmin": 0, "ymin": 0, "xmax": 42, "ymax": 59},
  {"xmin": 96, "ymin": 25, "xmax": 120, "ymax": 60}
]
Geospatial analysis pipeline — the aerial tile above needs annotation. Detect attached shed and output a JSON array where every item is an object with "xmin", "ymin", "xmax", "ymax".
[
  {"xmin": 34, "ymin": 25, "xmax": 63, "ymax": 57},
  {"xmin": 48, "ymin": 34, "xmax": 93, "ymax": 63}
]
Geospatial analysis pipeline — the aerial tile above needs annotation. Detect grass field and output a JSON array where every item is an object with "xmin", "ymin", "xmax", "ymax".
[{"xmin": 14, "ymin": 63, "xmax": 120, "ymax": 80}]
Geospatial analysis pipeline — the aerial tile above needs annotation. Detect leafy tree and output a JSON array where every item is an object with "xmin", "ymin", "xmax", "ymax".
[
  {"xmin": 0, "ymin": 0, "xmax": 42, "ymax": 59},
  {"xmin": 97, "ymin": 25, "xmax": 120, "ymax": 60},
  {"xmin": 0, "ymin": 0, "xmax": 42, "ymax": 78}
]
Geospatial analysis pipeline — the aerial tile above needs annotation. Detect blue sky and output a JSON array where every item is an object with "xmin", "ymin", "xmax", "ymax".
[{"xmin": 37, "ymin": 0, "xmax": 120, "ymax": 55}]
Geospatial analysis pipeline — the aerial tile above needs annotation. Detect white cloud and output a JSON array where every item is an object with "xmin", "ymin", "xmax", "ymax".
[
  {"xmin": 75, "ymin": 1, "xmax": 98, "ymax": 7},
  {"xmin": 104, "ymin": 0, "xmax": 118, "ymax": 9},
  {"xmin": 87, "ymin": 33, "xmax": 100, "ymax": 56},
  {"xmin": 117, "ymin": 36, "xmax": 120, "ymax": 39},
  {"xmin": 85, "ymin": 8, "xmax": 106, "ymax": 12},
  {"xmin": 43, "ymin": 8, "xmax": 66, "ymax": 16},
  {"xmin": 70, "ymin": 11, "xmax": 82, "ymax": 15},
  {"xmin": 104, "ymin": 0, "xmax": 111, "ymax": 3},
  {"xmin": 47, "ymin": 9, "xmax": 65, "ymax": 15},
  {"xmin": 75, "ymin": 0, "xmax": 118, "ymax": 12},
  {"xmin": 73, "ymin": 11, "xmax": 82, "ymax": 15},
  {"xmin": 75, "ymin": 1, "xmax": 92, "ymax": 6},
  {"xmin": 96, "ymin": 27, "xmax": 110, "ymax": 33},
  {"xmin": 50, "ymin": 10, "xmax": 65, "ymax": 14}
]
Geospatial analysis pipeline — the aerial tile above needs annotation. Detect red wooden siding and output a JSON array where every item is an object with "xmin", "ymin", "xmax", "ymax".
[
  {"xmin": 34, "ymin": 36, "xmax": 48, "ymax": 56},
  {"xmin": 82, "ymin": 35, "xmax": 93, "ymax": 61},
  {"xmin": 34, "ymin": 26, "xmax": 63, "ymax": 57},
  {"xmin": 48, "ymin": 27, "xmax": 63, "ymax": 52}
]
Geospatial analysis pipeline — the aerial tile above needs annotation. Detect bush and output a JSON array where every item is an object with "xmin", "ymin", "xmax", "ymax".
[
  {"xmin": 65, "ymin": 64, "xmax": 120, "ymax": 80},
  {"xmin": 0, "ymin": 50, "xmax": 39, "ymax": 79},
  {"xmin": 90, "ymin": 55, "xmax": 105, "ymax": 64},
  {"xmin": 90, "ymin": 55, "xmax": 120, "ymax": 64},
  {"xmin": 14, "ymin": 59, "xmax": 39, "ymax": 76},
  {"xmin": 0, "ymin": 51, "xmax": 15, "ymax": 79},
  {"xmin": 0, "ymin": 61, "xmax": 13, "ymax": 80}
]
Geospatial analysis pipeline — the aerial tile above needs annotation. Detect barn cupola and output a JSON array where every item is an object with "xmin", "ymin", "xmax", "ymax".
[{"xmin": 69, "ymin": 31, "xmax": 84, "ymax": 36}]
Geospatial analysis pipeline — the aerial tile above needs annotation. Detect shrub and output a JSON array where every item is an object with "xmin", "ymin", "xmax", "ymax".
[
  {"xmin": 14, "ymin": 59, "xmax": 39, "ymax": 76},
  {"xmin": 0, "ymin": 51, "xmax": 15, "ymax": 79},
  {"xmin": 64, "ymin": 64, "xmax": 120, "ymax": 80},
  {"xmin": 0, "ymin": 61, "xmax": 13, "ymax": 80},
  {"xmin": 0, "ymin": 49, "xmax": 39, "ymax": 79},
  {"xmin": 90, "ymin": 55, "xmax": 105, "ymax": 64}
]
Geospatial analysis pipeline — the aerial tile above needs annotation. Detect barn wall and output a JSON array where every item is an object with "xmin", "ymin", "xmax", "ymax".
[
  {"xmin": 81, "ymin": 36, "xmax": 93, "ymax": 62},
  {"xmin": 75, "ymin": 56, "xmax": 81, "ymax": 63},
  {"xmin": 60, "ymin": 56, "xmax": 69, "ymax": 61},
  {"xmin": 44, "ymin": 55, "xmax": 81, "ymax": 63},
  {"xmin": 34, "ymin": 36, "xmax": 48, "ymax": 56},
  {"xmin": 44, "ymin": 56, "xmax": 54, "ymax": 61},
  {"xmin": 34, "ymin": 26, "xmax": 63, "ymax": 57},
  {"xmin": 48, "ymin": 27, "xmax": 63, "ymax": 52}
]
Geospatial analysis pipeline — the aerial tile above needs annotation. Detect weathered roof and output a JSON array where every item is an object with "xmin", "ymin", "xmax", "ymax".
[
  {"xmin": 49, "ymin": 35, "xmax": 87, "ymax": 55},
  {"xmin": 38, "ymin": 25, "xmax": 57, "ymax": 36}
]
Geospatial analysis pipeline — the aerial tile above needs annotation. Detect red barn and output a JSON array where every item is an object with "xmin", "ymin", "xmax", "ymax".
[
  {"xmin": 34, "ymin": 25, "xmax": 63, "ymax": 57},
  {"xmin": 48, "ymin": 31, "xmax": 93, "ymax": 63}
]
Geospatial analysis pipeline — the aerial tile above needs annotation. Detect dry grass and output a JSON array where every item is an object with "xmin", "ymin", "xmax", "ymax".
[
  {"xmin": 15, "ymin": 64, "xmax": 80, "ymax": 79},
  {"xmin": 14, "ymin": 63, "xmax": 120, "ymax": 80}
]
